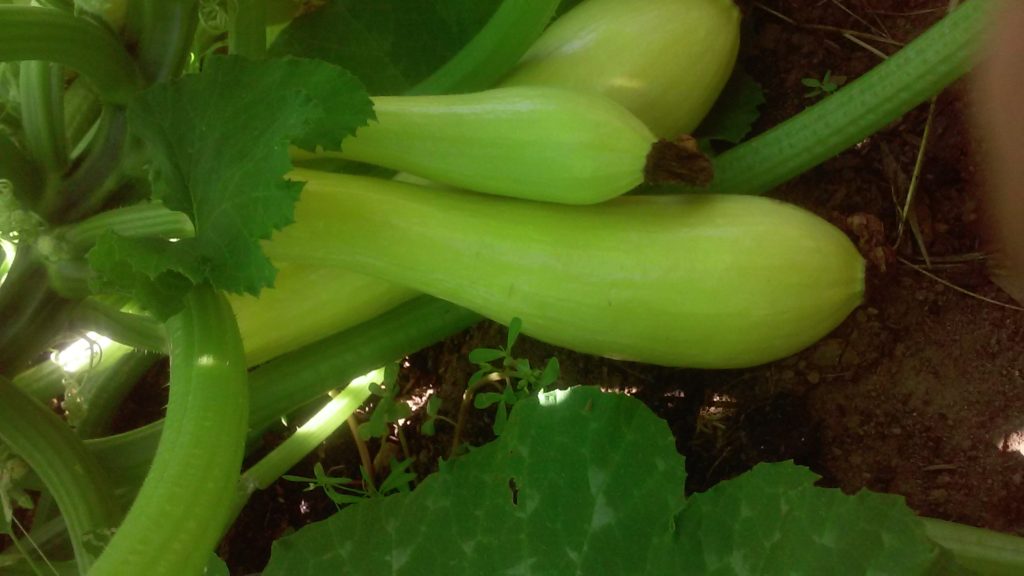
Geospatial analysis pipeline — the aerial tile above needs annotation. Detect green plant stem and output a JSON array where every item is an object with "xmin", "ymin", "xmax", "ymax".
[
  {"xmin": 12, "ymin": 359, "xmax": 66, "ymax": 402},
  {"xmin": 246, "ymin": 296, "xmax": 481, "ymax": 436},
  {"xmin": 89, "ymin": 285, "xmax": 248, "ymax": 576},
  {"xmin": 37, "ymin": 0, "xmax": 74, "ymax": 10},
  {"xmin": 63, "ymin": 77, "xmax": 104, "ymax": 159},
  {"xmin": 407, "ymin": 0, "xmax": 559, "ymax": 95},
  {"xmin": 450, "ymin": 378, "xmax": 492, "ymax": 456},
  {"xmin": 232, "ymin": 378, "xmax": 374, "ymax": 521},
  {"xmin": 689, "ymin": 0, "xmax": 989, "ymax": 196},
  {"xmin": 0, "ymin": 498, "xmax": 74, "ymax": 573},
  {"xmin": 922, "ymin": 517, "xmax": 1024, "ymax": 575},
  {"xmin": 0, "ymin": 560, "xmax": 78, "ymax": 576},
  {"xmin": 84, "ymin": 297, "xmax": 481, "ymax": 496},
  {"xmin": 0, "ymin": 132, "xmax": 45, "ymax": 210},
  {"xmin": 58, "ymin": 202, "xmax": 195, "ymax": 253},
  {"xmin": 70, "ymin": 346, "xmax": 160, "ymax": 439},
  {"xmin": 68, "ymin": 298, "xmax": 168, "ymax": 353},
  {"xmin": 85, "ymin": 420, "xmax": 162, "ymax": 499},
  {"xmin": 124, "ymin": 0, "xmax": 200, "ymax": 83},
  {"xmin": 0, "ymin": 378, "xmax": 120, "ymax": 574},
  {"xmin": 0, "ymin": 6, "xmax": 141, "ymax": 104},
  {"xmin": 347, "ymin": 414, "xmax": 376, "ymax": 489},
  {"xmin": 228, "ymin": 0, "xmax": 267, "ymax": 59},
  {"xmin": 0, "ymin": 246, "xmax": 74, "ymax": 376},
  {"xmin": 18, "ymin": 60, "xmax": 68, "ymax": 176},
  {"xmin": 57, "ymin": 106, "xmax": 129, "ymax": 223}
]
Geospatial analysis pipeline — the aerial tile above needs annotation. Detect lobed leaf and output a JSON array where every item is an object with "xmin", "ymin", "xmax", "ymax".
[
  {"xmin": 89, "ymin": 55, "xmax": 372, "ymax": 317},
  {"xmin": 264, "ymin": 388, "xmax": 946, "ymax": 575},
  {"xmin": 268, "ymin": 0, "xmax": 499, "ymax": 95}
]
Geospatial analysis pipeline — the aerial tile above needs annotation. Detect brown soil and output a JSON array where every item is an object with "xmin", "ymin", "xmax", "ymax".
[{"xmin": 211, "ymin": 0, "xmax": 1024, "ymax": 572}]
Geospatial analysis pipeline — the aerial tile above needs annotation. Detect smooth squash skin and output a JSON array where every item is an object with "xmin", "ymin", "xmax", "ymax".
[
  {"xmin": 228, "ymin": 263, "xmax": 418, "ymax": 367},
  {"xmin": 296, "ymin": 86, "xmax": 658, "ymax": 204},
  {"xmin": 501, "ymin": 0, "xmax": 741, "ymax": 138},
  {"xmin": 266, "ymin": 169, "xmax": 865, "ymax": 368}
]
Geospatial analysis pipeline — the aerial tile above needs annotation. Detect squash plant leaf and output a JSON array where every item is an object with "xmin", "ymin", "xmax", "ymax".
[
  {"xmin": 264, "ymin": 386, "xmax": 686, "ymax": 574},
  {"xmin": 88, "ymin": 55, "xmax": 372, "ymax": 318},
  {"xmin": 264, "ymin": 387, "xmax": 946, "ymax": 575},
  {"xmin": 676, "ymin": 461, "xmax": 941, "ymax": 575},
  {"xmin": 268, "ymin": 0, "xmax": 500, "ymax": 95}
]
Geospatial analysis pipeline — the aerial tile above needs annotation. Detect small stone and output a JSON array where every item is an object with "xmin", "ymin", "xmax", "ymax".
[
  {"xmin": 810, "ymin": 339, "xmax": 845, "ymax": 367},
  {"xmin": 806, "ymin": 371, "xmax": 821, "ymax": 384}
]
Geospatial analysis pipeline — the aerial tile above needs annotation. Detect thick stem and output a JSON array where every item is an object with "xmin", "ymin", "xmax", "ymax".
[
  {"xmin": 68, "ymin": 298, "xmax": 168, "ymax": 353},
  {"xmin": 246, "ymin": 296, "xmax": 481, "ymax": 436},
  {"xmin": 228, "ymin": 0, "xmax": 267, "ymax": 59},
  {"xmin": 0, "ymin": 378, "xmax": 121, "ymax": 574},
  {"xmin": 408, "ymin": 0, "xmax": 559, "ymax": 95},
  {"xmin": 0, "ymin": 6, "xmax": 141, "ymax": 104},
  {"xmin": 922, "ymin": 517, "xmax": 1024, "ymax": 575},
  {"xmin": 89, "ymin": 285, "xmax": 248, "ymax": 576},
  {"xmin": 12, "ymin": 358, "xmax": 66, "ymax": 402},
  {"xmin": 57, "ymin": 106, "xmax": 129, "ymax": 223},
  {"xmin": 124, "ymin": 0, "xmax": 200, "ymax": 83},
  {"xmin": 0, "ymin": 246, "xmax": 74, "ymax": 376},
  {"xmin": 678, "ymin": 0, "xmax": 989, "ymax": 196},
  {"xmin": 69, "ymin": 346, "xmax": 160, "ymax": 439},
  {"xmin": 63, "ymin": 76, "xmax": 104, "ymax": 159},
  {"xmin": 84, "ymin": 297, "xmax": 481, "ymax": 495},
  {"xmin": 18, "ymin": 60, "xmax": 68, "ymax": 176},
  {"xmin": 58, "ymin": 202, "xmax": 195, "ymax": 253},
  {"xmin": 0, "ymin": 131, "xmax": 45, "ymax": 212}
]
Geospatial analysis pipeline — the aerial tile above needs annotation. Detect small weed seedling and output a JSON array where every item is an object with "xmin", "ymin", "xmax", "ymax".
[
  {"xmin": 464, "ymin": 318, "xmax": 561, "ymax": 436},
  {"xmin": 283, "ymin": 458, "xmax": 416, "ymax": 509},
  {"xmin": 801, "ymin": 70, "xmax": 846, "ymax": 98}
]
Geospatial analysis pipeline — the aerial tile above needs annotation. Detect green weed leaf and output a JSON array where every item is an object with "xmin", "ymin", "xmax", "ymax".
[
  {"xmin": 377, "ymin": 458, "xmax": 415, "ymax": 495},
  {"xmin": 473, "ymin": 391, "xmax": 502, "ymax": 410},
  {"xmin": 467, "ymin": 367, "xmax": 490, "ymax": 388},
  {"xmin": 468, "ymin": 347, "xmax": 504, "ymax": 364},
  {"xmin": 538, "ymin": 357, "xmax": 559, "ymax": 388},
  {"xmin": 506, "ymin": 316, "xmax": 522, "ymax": 349}
]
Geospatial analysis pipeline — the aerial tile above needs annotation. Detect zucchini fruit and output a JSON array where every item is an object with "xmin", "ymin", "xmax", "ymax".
[
  {"xmin": 296, "ymin": 86, "xmax": 702, "ymax": 204},
  {"xmin": 266, "ymin": 169, "xmax": 865, "ymax": 368},
  {"xmin": 229, "ymin": 263, "xmax": 418, "ymax": 367},
  {"xmin": 501, "ymin": 0, "xmax": 741, "ymax": 138}
]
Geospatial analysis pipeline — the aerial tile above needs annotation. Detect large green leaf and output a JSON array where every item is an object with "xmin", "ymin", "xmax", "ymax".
[
  {"xmin": 268, "ymin": 0, "xmax": 500, "ymax": 95},
  {"xmin": 676, "ymin": 462, "xmax": 940, "ymax": 575},
  {"xmin": 264, "ymin": 388, "xmax": 944, "ymax": 575},
  {"xmin": 264, "ymin": 386, "xmax": 686, "ymax": 574},
  {"xmin": 88, "ymin": 55, "xmax": 372, "ymax": 318}
]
